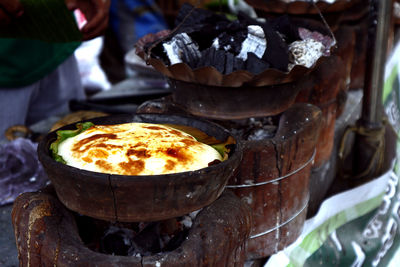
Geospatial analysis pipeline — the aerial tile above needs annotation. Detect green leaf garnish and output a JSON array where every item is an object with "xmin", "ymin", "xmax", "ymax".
[
  {"xmin": 50, "ymin": 122, "xmax": 94, "ymax": 163},
  {"xmin": 211, "ymin": 136, "xmax": 235, "ymax": 161},
  {"xmin": 163, "ymin": 123, "xmax": 235, "ymax": 161}
]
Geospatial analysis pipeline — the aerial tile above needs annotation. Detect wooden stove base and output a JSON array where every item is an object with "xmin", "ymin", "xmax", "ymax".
[{"xmin": 12, "ymin": 187, "xmax": 252, "ymax": 267}]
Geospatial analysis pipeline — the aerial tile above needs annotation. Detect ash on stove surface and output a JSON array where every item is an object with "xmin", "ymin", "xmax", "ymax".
[
  {"xmin": 75, "ymin": 210, "xmax": 200, "ymax": 257},
  {"xmin": 216, "ymin": 116, "xmax": 278, "ymax": 141}
]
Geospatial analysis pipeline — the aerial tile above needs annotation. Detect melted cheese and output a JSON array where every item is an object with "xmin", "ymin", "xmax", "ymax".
[{"xmin": 57, "ymin": 123, "xmax": 222, "ymax": 175}]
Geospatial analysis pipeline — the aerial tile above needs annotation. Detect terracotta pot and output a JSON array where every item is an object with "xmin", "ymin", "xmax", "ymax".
[
  {"xmin": 225, "ymin": 104, "xmax": 322, "ymax": 259},
  {"xmin": 12, "ymin": 187, "xmax": 252, "ymax": 267},
  {"xmin": 37, "ymin": 114, "xmax": 242, "ymax": 222},
  {"xmin": 168, "ymin": 78, "xmax": 306, "ymax": 120}
]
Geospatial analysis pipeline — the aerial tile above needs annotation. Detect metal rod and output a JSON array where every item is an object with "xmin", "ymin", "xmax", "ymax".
[{"xmin": 362, "ymin": 0, "xmax": 392, "ymax": 127}]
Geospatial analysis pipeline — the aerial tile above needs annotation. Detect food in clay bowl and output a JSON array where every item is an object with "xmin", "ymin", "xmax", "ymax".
[
  {"xmin": 37, "ymin": 114, "xmax": 242, "ymax": 222},
  {"xmin": 136, "ymin": 4, "xmax": 336, "ymax": 119}
]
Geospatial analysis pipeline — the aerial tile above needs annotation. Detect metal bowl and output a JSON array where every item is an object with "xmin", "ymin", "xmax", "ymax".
[{"xmin": 37, "ymin": 114, "xmax": 242, "ymax": 222}]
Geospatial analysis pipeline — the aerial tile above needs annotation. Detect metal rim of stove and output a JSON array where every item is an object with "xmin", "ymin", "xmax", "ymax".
[
  {"xmin": 249, "ymin": 194, "xmax": 310, "ymax": 239},
  {"xmin": 225, "ymin": 149, "xmax": 316, "ymax": 189}
]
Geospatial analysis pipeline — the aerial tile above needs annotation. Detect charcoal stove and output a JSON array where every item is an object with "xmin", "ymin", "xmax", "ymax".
[
  {"xmin": 12, "ymin": 187, "xmax": 252, "ymax": 266},
  {"xmin": 136, "ymin": 99, "xmax": 322, "ymax": 260},
  {"xmin": 11, "ymin": 112, "xmax": 252, "ymax": 266}
]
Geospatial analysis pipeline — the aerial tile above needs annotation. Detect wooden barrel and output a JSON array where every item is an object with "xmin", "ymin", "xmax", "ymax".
[{"xmin": 226, "ymin": 103, "xmax": 322, "ymax": 259}]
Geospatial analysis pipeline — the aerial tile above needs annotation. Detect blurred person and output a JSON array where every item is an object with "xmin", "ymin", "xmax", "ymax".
[
  {"xmin": 109, "ymin": 0, "xmax": 167, "ymax": 53},
  {"xmin": 0, "ymin": 0, "xmax": 110, "ymax": 142},
  {"xmin": 100, "ymin": 0, "xmax": 167, "ymax": 83}
]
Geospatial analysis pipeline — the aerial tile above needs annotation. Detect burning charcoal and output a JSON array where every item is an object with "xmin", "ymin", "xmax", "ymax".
[
  {"xmin": 131, "ymin": 222, "xmax": 162, "ymax": 255},
  {"xmin": 289, "ymin": 39, "xmax": 325, "ymax": 69},
  {"xmin": 0, "ymin": 138, "xmax": 48, "ymax": 206},
  {"xmin": 138, "ymin": 3, "xmax": 335, "ymax": 87},
  {"xmin": 163, "ymin": 33, "xmax": 201, "ymax": 66},
  {"xmin": 100, "ymin": 226, "xmax": 135, "ymax": 256}
]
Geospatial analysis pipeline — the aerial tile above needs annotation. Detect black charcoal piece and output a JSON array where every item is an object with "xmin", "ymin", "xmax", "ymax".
[
  {"xmin": 162, "ymin": 228, "xmax": 190, "ymax": 252},
  {"xmin": 131, "ymin": 222, "xmax": 162, "ymax": 255},
  {"xmin": 100, "ymin": 226, "xmax": 135, "ymax": 256},
  {"xmin": 213, "ymin": 20, "xmax": 247, "ymax": 55},
  {"xmin": 237, "ymin": 13, "xmax": 289, "ymax": 71},
  {"xmin": 225, "ymin": 52, "xmax": 235, "ymax": 74},
  {"xmin": 150, "ymin": 5, "xmax": 330, "ymax": 74},
  {"xmin": 198, "ymin": 47, "xmax": 215, "ymax": 68},
  {"xmin": 233, "ymin": 57, "xmax": 245, "ymax": 72},
  {"xmin": 270, "ymin": 15, "xmax": 300, "ymax": 43},
  {"xmin": 245, "ymin": 53, "xmax": 270, "ymax": 74},
  {"xmin": 162, "ymin": 33, "xmax": 201, "ymax": 66},
  {"xmin": 214, "ymin": 49, "xmax": 227, "ymax": 73}
]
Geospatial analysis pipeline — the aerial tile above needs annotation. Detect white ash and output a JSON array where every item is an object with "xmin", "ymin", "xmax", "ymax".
[
  {"xmin": 237, "ymin": 25, "xmax": 267, "ymax": 61},
  {"xmin": 163, "ymin": 33, "xmax": 201, "ymax": 65},
  {"xmin": 189, "ymin": 209, "xmax": 202, "ymax": 220},
  {"xmin": 212, "ymin": 38, "xmax": 232, "ymax": 52},
  {"xmin": 180, "ymin": 215, "xmax": 193, "ymax": 228},
  {"xmin": 212, "ymin": 38, "xmax": 220, "ymax": 49},
  {"xmin": 211, "ymin": 38, "xmax": 234, "ymax": 51},
  {"xmin": 298, "ymin": 27, "xmax": 334, "ymax": 56},
  {"xmin": 180, "ymin": 209, "xmax": 202, "ymax": 228},
  {"xmin": 288, "ymin": 39, "xmax": 325, "ymax": 69}
]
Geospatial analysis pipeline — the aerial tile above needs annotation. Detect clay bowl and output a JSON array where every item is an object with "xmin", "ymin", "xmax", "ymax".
[
  {"xmin": 37, "ymin": 114, "xmax": 242, "ymax": 222},
  {"xmin": 169, "ymin": 78, "xmax": 308, "ymax": 120}
]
